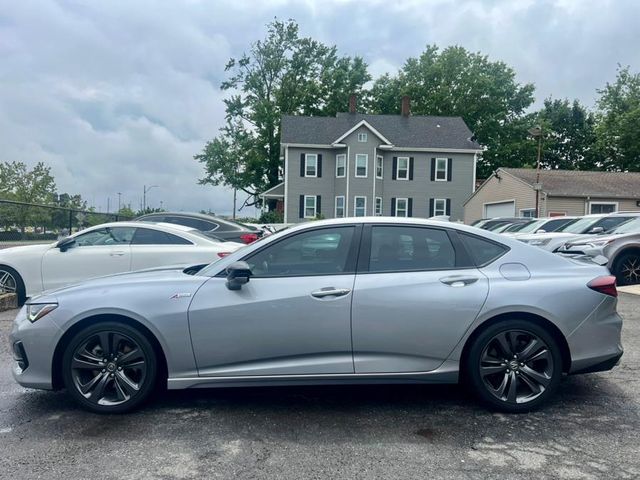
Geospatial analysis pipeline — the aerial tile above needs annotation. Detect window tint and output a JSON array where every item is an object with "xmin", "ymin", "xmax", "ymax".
[
  {"xmin": 164, "ymin": 216, "xmax": 217, "ymax": 231},
  {"xmin": 74, "ymin": 227, "xmax": 135, "ymax": 247},
  {"xmin": 459, "ymin": 232, "xmax": 508, "ymax": 266},
  {"xmin": 245, "ymin": 227, "xmax": 355, "ymax": 277},
  {"xmin": 132, "ymin": 228, "xmax": 193, "ymax": 245},
  {"xmin": 369, "ymin": 226, "xmax": 456, "ymax": 272}
]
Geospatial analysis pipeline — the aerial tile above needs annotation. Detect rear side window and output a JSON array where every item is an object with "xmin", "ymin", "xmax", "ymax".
[
  {"xmin": 164, "ymin": 216, "xmax": 218, "ymax": 232},
  {"xmin": 369, "ymin": 226, "xmax": 456, "ymax": 272},
  {"xmin": 132, "ymin": 228, "xmax": 193, "ymax": 245},
  {"xmin": 459, "ymin": 232, "xmax": 508, "ymax": 266}
]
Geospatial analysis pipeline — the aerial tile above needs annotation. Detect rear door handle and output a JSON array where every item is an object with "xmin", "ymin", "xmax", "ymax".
[
  {"xmin": 110, "ymin": 251, "xmax": 126, "ymax": 257},
  {"xmin": 311, "ymin": 287, "xmax": 351, "ymax": 298},
  {"xmin": 440, "ymin": 275, "xmax": 479, "ymax": 287}
]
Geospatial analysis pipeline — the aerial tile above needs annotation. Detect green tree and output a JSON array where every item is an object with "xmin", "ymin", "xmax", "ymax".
[
  {"xmin": 367, "ymin": 45, "xmax": 535, "ymax": 178},
  {"xmin": 196, "ymin": 19, "xmax": 371, "ymax": 208},
  {"xmin": 595, "ymin": 65, "xmax": 640, "ymax": 171}
]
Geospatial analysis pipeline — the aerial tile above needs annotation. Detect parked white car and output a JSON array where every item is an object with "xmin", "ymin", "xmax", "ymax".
[{"xmin": 0, "ymin": 222, "xmax": 243, "ymax": 304}]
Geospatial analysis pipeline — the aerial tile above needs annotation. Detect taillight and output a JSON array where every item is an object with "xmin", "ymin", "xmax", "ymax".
[
  {"xmin": 240, "ymin": 233, "xmax": 258, "ymax": 244},
  {"xmin": 217, "ymin": 252, "xmax": 231, "ymax": 258},
  {"xmin": 587, "ymin": 275, "xmax": 618, "ymax": 297}
]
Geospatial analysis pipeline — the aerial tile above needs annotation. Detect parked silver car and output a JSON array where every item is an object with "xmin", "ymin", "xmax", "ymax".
[
  {"xmin": 558, "ymin": 217, "xmax": 640, "ymax": 285},
  {"xmin": 11, "ymin": 218, "xmax": 622, "ymax": 414}
]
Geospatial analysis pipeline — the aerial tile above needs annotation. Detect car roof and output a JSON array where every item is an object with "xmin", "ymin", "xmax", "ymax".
[{"xmin": 76, "ymin": 221, "xmax": 197, "ymax": 234}]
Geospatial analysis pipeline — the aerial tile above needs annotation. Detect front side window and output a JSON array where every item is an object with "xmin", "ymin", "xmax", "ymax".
[
  {"xmin": 433, "ymin": 198, "xmax": 447, "ymax": 216},
  {"xmin": 375, "ymin": 197, "xmax": 383, "ymax": 216},
  {"xmin": 305, "ymin": 154, "xmax": 317, "ymax": 177},
  {"xmin": 74, "ymin": 227, "xmax": 135, "ymax": 247},
  {"xmin": 590, "ymin": 203, "xmax": 617, "ymax": 214},
  {"xmin": 357, "ymin": 132, "xmax": 368, "ymax": 142},
  {"xmin": 376, "ymin": 155, "xmax": 383, "ymax": 179},
  {"xmin": 354, "ymin": 196, "xmax": 366, "ymax": 217},
  {"xmin": 245, "ymin": 226, "xmax": 355, "ymax": 277},
  {"xmin": 435, "ymin": 158, "xmax": 448, "ymax": 181},
  {"xmin": 397, "ymin": 157, "xmax": 409, "ymax": 180},
  {"xmin": 304, "ymin": 195, "xmax": 317, "ymax": 218},
  {"xmin": 355, "ymin": 154, "xmax": 368, "ymax": 177},
  {"xmin": 369, "ymin": 226, "xmax": 456, "ymax": 272},
  {"xmin": 132, "ymin": 228, "xmax": 193, "ymax": 245},
  {"xmin": 395, "ymin": 198, "xmax": 408, "ymax": 217},
  {"xmin": 335, "ymin": 196, "xmax": 345, "ymax": 218},
  {"xmin": 336, "ymin": 154, "xmax": 346, "ymax": 178}
]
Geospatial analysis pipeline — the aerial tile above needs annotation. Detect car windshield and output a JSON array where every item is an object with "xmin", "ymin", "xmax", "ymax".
[
  {"xmin": 508, "ymin": 220, "xmax": 546, "ymax": 233},
  {"xmin": 611, "ymin": 217, "xmax": 640, "ymax": 234},
  {"xmin": 560, "ymin": 217, "xmax": 601, "ymax": 233}
]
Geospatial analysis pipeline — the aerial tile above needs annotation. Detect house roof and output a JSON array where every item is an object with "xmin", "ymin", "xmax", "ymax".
[
  {"xmin": 281, "ymin": 112, "xmax": 481, "ymax": 150},
  {"xmin": 502, "ymin": 168, "xmax": 640, "ymax": 199}
]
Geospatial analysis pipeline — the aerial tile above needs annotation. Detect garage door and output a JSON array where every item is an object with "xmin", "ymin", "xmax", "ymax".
[{"xmin": 484, "ymin": 201, "xmax": 515, "ymax": 218}]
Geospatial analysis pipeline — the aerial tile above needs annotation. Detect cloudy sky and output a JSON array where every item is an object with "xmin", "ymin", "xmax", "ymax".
[{"xmin": 1, "ymin": 0, "xmax": 638, "ymax": 216}]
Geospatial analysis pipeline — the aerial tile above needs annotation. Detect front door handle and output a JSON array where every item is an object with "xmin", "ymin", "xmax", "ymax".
[
  {"xmin": 311, "ymin": 287, "xmax": 351, "ymax": 298},
  {"xmin": 440, "ymin": 275, "xmax": 479, "ymax": 287},
  {"xmin": 110, "ymin": 251, "xmax": 126, "ymax": 257}
]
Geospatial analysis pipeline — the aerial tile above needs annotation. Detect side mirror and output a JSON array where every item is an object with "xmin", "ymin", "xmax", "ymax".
[
  {"xmin": 535, "ymin": 229, "xmax": 546, "ymax": 234},
  {"xmin": 589, "ymin": 227, "xmax": 605, "ymax": 234},
  {"xmin": 56, "ymin": 237, "xmax": 76, "ymax": 252},
  {"xmin": 225, "ymin": 261, "xmax": 253, "ymax": 290}
]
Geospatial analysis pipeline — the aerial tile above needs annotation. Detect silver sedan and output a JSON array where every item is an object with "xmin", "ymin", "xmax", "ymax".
[{"xmin": 10, "ymin": 217, "xmax": 623, "ymax": 413}]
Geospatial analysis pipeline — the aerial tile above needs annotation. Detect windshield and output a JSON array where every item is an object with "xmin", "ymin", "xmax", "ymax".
[
  {"xmin": 611, "ymin": 217, "xmax": 640, "ymax": 234},
  {"xmin": 509, "ymin": 220, "xmax": 546, "ymax": 233},
  {"xmin": 559, "ymin": 216, "xmax": 601, "ymax": 233}
]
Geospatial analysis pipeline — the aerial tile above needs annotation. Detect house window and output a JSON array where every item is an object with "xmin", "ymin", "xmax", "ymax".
[
  {"xmin": 395, "ymin": 198, "xmax": 408, "ymax": 217},
  {"xmin": 355, "ymin": 154, "xmax": 368, "ymax": 177},
  {"xmin": 435, "ymin": 158, "xmax": 448, "ymax": 181},
  {"xmin": 304, "ymin": 195, "xmax": 317, "ymax": 218},
  {"xmin": 520, "ymin": 208, "xmax": 536, "ymax": 218},
  {"xmin": 335, "ymin": 154, "xmax": 346, "ymax": 178},
  {"xmin": 375, "ymin": 197, "xmax": 383, "ymax": 216},
  {"xmin": 433, "ymin": 198, "xmax": 447, "ymax": 216},
  {"xmin": 357, "ymin": 133, "xmax": 368, "ymax": 142},
  {"xmin": 397, "ymin": 157, "xmax": 409, "ymax": 180},
  {"xmin": 589, "ymin": 202, "xmax": 618, "ymax": 214},
  {"xmin": 335, "ymin": 196, "xmax": 345, "ymax": 218},
  {"xmin": 376, "ymin": 155, "xmax": 383, "ymax": 179},
  {"xmin": 354, "ymin": 196, "xmax": 367, "ymax": 217},
  {"xmin": 305, "ymin": 154, "xmax": 317, "ymax": 177}
]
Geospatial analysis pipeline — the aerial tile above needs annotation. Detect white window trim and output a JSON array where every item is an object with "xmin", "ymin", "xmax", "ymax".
[
  {"xmin": 357, "ymin": 132, "xmax": 368, "ymax": 142},
  {"xmin": 435, "ymin": 157, "xmax": 448, "ymax": 182},
  {"xmin": 519, "ymin": 208, "xmax": 536, "ymax": 218},
  {"xmin": 305, "ymin": 154, "xmax": 318, "ymax": 178},
  {"xmin": 335, "ymin": 196, "xmax": 345, "ymax": 218},
  {"xmin": 376, "ymin": 155, "xmax": 383, "ymax": 179},
  {"xmin": 354, "ymin": 196, "xmax": 367, "ymax": 216},
  {"xmin": 396, "ymin": 156, "xmax": 409, "ymax": 181},
  {"xmin": 588, "ymin": 201, "xmax": 618, "ymax": 214},
  {"xmin": 335, "ymin": 154, "xmax": 346, "ymax": 178},
  {"xmin": 433, "ymin": 198, "xmax": 447, "ymax": 216},
  {"xmin": 375, "ymin": 196, "xmax": 383, "ymax": 216},
  {"xmin": 395, "ymin": 197, "xmax": 408, "ymax": 217},
  {"xmin": 355, "ymin": 154, "xmax": 368, "ymax": 178},
  {"xmin": 304, "ymin": 195, "xmax": 317, "ymax": 219}
]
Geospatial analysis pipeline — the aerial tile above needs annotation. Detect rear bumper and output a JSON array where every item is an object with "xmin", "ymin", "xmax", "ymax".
[{"xmin": 570, "ymin": 351, "xmax": 623, "ymax": 375}]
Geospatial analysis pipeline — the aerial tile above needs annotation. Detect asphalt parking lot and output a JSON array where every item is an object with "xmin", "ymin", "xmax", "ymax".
[{"xmin": 1, "ymin": 296, "xmax": 639, "ymax": 480}]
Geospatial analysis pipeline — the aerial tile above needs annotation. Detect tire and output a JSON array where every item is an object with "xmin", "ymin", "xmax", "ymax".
[
  {"xmin": 612, "ymin": 252, "xmax": 640, "ymax": 286},
  {"xmin": 465, "ymin": 320, "xmax": 563, "ymax": 413},
  {"xmin": 0, "ymin": 265, "xmax": 26, "ymax": 306},
  {"xmin": 62, "ymin": 322, "xmax": 158, "ymax": 414}
]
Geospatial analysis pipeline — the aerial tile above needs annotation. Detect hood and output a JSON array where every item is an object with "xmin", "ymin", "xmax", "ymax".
[
  {"xmin": 0, "ymin": 242, "xmax": 53, "ymax": 257},
  {"xmin": 564, "ymin": 231, "xmax": 638, "ymax": 246},
  {"xmin": 516, "ymin": 232, "xmax": 576, "ymax": 241}
]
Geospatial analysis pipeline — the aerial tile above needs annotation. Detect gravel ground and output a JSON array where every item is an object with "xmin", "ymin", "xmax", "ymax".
[{"xmin": 1, "ymin": 295, "xmax": 639, "ymax": 480}]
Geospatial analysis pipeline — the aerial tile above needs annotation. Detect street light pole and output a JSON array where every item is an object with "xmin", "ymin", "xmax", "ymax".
[
  {"xmin": 143, "ymin": 185, "xmax": 159, "ymax": 211},
  {"xmin": 528, "ymin": 126, "xmax": 543, "ymax": 218}
]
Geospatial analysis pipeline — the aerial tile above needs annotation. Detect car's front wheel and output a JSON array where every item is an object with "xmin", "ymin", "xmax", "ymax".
[
  {"xmin": 613, "ymin": 252, "xmax": 640, "ymax": 286},
  {"xmin": 466, "ymin": 320, "xmax": 563, "ymax": 413},
  {"xmin": 62, "ymin": 322, "xmax": 157, "ymax": 413}
]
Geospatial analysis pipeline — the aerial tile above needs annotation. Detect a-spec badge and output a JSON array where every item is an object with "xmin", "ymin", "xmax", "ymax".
[{"xmin": 170, "ymin": 293, "xmax": 192, "ymax": 299}]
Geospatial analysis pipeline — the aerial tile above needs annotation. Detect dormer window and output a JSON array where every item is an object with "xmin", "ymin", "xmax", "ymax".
[{"xmin": 357, "ymin": 133, "xmax": 368, "ymax": 143}]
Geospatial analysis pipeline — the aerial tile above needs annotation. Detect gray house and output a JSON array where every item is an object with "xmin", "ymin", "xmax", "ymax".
[{"xmin": 261, "ymin": 97, "xmax": 482, "ymax": 223}]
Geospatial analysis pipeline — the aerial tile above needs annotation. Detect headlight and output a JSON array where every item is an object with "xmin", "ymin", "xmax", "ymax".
[
  {"xmin": 26, "ymin": 303, "xmax": 58, "ymax": 323},
  {"xmin": 586, "ymin": 240, "xmax": 614, "ymax": 248},
  {"xmin": 528, "ymin": 238, "xmax": 552, "ymax": 246}
]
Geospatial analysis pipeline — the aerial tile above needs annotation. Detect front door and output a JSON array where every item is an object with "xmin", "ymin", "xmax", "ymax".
[
  {"xmin": 188, "ymin": 225, "xmax": 360, "ymax": 377},
  {"xmin": 351, "ymin": 225, "xmax": 489, "ymax": 373}
]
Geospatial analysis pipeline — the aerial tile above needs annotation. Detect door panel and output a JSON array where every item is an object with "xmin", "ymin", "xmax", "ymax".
[
  {"xmin": 351, "ymin": 269, "xmax": 488, "ymax": 373},
  {"xmin": 188, "ymin": 275, "xmax": 355, "ymax": 376}
]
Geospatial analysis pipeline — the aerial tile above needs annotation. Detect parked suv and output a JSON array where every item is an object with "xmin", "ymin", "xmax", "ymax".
[{"xmin": 135, "ymin": 212, "xmax": 263, "ymax": 244}]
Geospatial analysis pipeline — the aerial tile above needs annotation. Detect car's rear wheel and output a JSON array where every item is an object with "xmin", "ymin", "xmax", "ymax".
[
  {"xmin": 466, "ymin": 320, "xmax": 563, "ymax": 413},
  {"xmin": 62, "ymin": 322, "xmax": 157, "ymax": 413},
  {"xmin": 0, "ymin": 265, "xmax": 26, "ymax": 306},
  {"xmin": 613, "ymin": 252, "xmax": 640, "ymax": 286}
]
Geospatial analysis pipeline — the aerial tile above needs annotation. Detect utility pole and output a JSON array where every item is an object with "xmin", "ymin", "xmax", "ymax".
[
  {"xmin": 528, "ymin": 126, "xmax": 543, "ymax": 218},
  {"xmin": 117, "ymin": 192, "xmax": 122, "ymax": 212},
  {"xmin": 107, "ymin": 197, "xmax": 110, "ymax": 213}
]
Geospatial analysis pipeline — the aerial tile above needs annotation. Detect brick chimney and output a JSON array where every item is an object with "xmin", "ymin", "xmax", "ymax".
[
  {"xmin": 348, "ymin": 94, "xmax": 357, "ymax": 114},
  {"xmin": 401, "ymin": 96, "xmax": 411, "ymax": 116}
]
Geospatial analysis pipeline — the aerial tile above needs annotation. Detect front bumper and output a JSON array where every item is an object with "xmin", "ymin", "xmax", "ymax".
[{"xmin": 10, "ymin": 306, "xmax": 62, "ymax": 390}]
